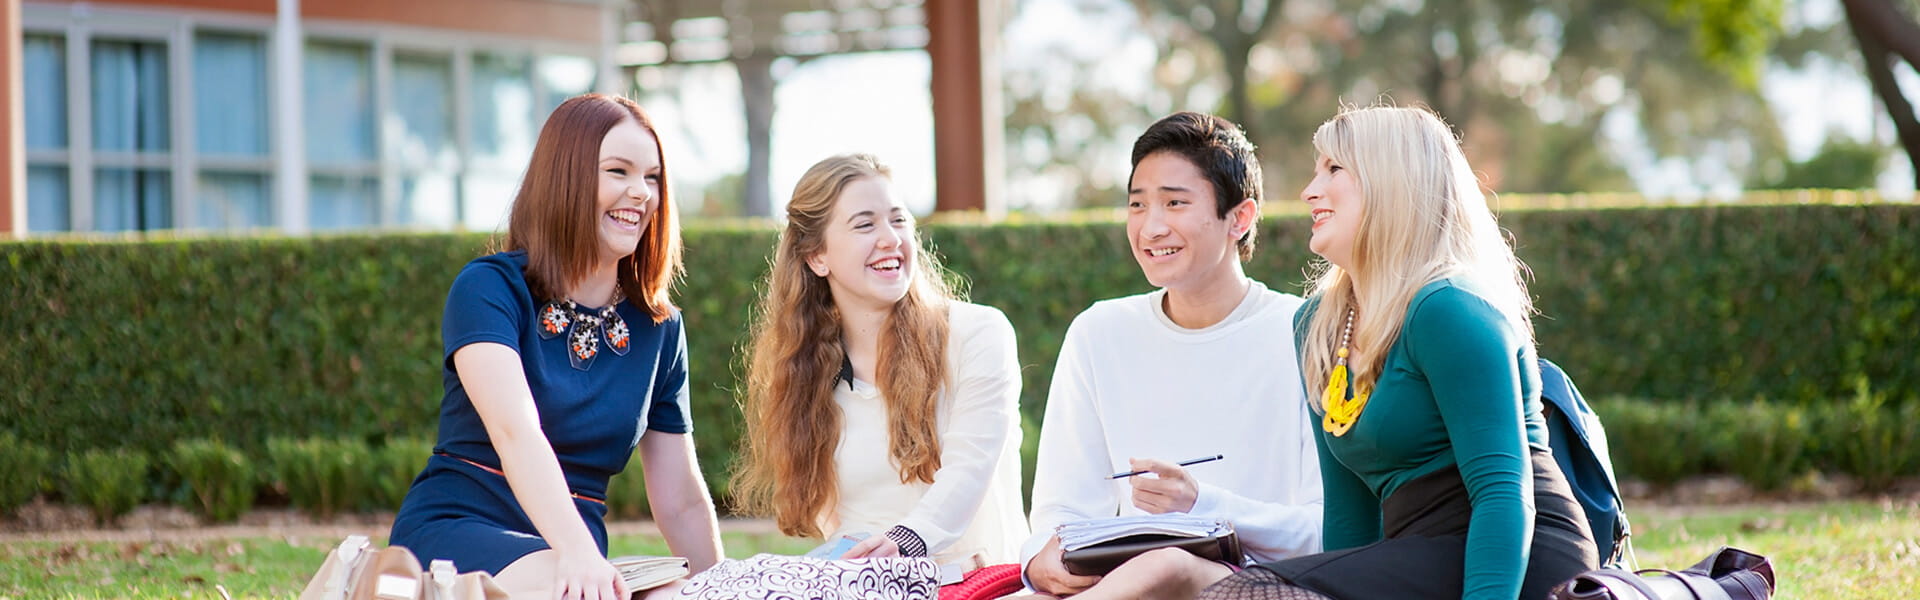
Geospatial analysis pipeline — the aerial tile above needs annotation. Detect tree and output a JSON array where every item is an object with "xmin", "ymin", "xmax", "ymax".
[
  {"xmin": 1839, "ymin": 0, "xmax": 1920, "ymax": 189},
  {"xmin": 1131, "ymin": 0, "xmax": 1283, "ymax": 135},
  {"xmin": 1129, "ymin": 0, "xmax": 1792, "ymax": 195},
  {"xmin": 1750, "ymin": 134, "xmax": 1888, "ymax": 189}
]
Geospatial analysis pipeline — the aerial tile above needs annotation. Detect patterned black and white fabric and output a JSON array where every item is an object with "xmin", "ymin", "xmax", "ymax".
[{"xmin": 676, "ymin": 554, "xmax": 942, "ymax": 599}]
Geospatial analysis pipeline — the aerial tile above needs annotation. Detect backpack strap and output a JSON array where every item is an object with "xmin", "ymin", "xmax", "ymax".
[{"xmin": 1538, "ymin": 359, "xmax": 1625, "ymax": 489}]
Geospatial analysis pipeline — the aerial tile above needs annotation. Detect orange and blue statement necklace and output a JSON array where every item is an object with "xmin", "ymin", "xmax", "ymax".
[
  {"xmin": 1322, "ymin": 307, "xmax": 1370, "ymax": 436},
  {"xmin": 536, "ymin": 296, "xmax": 630, "ymax": 370}
]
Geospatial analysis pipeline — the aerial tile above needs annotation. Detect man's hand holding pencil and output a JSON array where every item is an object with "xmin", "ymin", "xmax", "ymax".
[{"xmin": 1122, "ymin": 454, "xmax": 1224, "ymax": 514}]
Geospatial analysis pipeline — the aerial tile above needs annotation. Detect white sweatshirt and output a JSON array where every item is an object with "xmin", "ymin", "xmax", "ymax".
[{"xmin": 1022, "ymin": 281, "xmax": 1324, "ymax": 572}]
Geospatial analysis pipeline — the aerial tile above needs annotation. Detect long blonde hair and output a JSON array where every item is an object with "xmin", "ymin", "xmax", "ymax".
[
  {"xmin": 732, "ymin": 154, "xmax": 957, "ymax": 538},
  {"xmin": 1300, "ymin": 106, "xmax": 1534, "ymax": 408}
]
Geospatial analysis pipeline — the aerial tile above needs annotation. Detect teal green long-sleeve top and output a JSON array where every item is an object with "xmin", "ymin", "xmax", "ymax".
[{"xmin": 1297, "ymin": 279, "xmax": 1547, "ymax": 600}]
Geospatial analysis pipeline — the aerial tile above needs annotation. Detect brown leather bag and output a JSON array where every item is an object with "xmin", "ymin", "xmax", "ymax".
[{"xmin": 1549, "ymin": 546, "xmax": 1775, "ymax": 600}]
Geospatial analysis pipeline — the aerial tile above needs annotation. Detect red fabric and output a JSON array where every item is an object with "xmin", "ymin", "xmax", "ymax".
[{"xmin": 939, "ymin": 564, "xmax": 1024, "ymax": 600}]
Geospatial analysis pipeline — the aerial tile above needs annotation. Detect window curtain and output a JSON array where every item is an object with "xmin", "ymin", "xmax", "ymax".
[
  {"xmin": 92, "ymin": 40, "xmax": 171, "ymax": 231},
  {"xmin": 92, "ymin": 40, "xmax": 170, "ymax": 153},
  {"xmin": 194, "ymin": 33, "xmax": 268, "ymax": 157},
  {"xmin": 24, "ymin": 35, "xmax": 67, "ymax": 151},
  {"xmin": 24, "ymin": 35, "xmax": 69, "ymax": 232},
  {"xmin": 28, "ymin": 167, "xmax": 71, "ymax": 232},
  {"xmin": 305, "ymin": 41, "xmax": 377, "ymax": 229},
  {"xmin": 95, "ymin": 169, "xmax": 172, "ymax": 231},
  {"xmin": 303, "ymin": 41, "xmax": 374, "ymax": 163},
  {"xmin": 195, "ymin": 33, "xmax": 271, "ymax": 229}
]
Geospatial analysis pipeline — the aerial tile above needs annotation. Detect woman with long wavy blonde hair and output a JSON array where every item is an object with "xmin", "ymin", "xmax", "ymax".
[
  {"xmin": 732, "ymin": 153, "xmax": 1028, "ymax": 566},
  {"xmin": 1198, "ymin": 106, "xmax": 1596, "ymax": 600}
]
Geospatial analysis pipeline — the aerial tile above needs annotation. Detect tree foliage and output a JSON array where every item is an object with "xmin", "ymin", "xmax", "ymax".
[{"xmin": 1003, "ymin": 0, "xmax": 1802, "ymax": 204}]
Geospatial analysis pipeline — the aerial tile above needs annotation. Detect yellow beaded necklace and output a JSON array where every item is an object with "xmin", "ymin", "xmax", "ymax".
[{"xmin": 1322, "ymin": 307, "xmax": 1370, "ymax": 436}]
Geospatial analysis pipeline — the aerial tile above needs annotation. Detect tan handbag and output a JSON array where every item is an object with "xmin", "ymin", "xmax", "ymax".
[
  {"xmin": 424, "ymin": 559, "xmax": 509, "ymax": 600},
  {"xmin": 298, "ymin": 535, "xmax": 425, "ymax": 600}
]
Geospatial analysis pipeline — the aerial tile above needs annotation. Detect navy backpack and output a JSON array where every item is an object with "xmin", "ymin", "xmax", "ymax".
[{"xmin": 1538, "ymin": 358, "xmax": 1634, "ymax": 569}]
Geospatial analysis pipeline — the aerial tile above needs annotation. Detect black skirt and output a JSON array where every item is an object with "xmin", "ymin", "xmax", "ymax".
[{"xmin": 1257, "ymin": 449, "xmax": 1597, "ymax": 600}]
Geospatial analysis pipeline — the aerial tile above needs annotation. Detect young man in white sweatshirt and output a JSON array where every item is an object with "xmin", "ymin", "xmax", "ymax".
[{"xmin": 1019, "ymin": 112, "xmax": 1324, "ymax": 599}]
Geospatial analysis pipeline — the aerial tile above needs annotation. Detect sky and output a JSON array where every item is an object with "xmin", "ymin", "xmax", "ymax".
[{"xmin": 634, "ymin": 0, "xmax": 1915, "ymax": 217}]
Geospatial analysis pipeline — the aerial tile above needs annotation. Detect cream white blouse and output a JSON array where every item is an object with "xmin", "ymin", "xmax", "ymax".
[{"xmin": 817, "ymin": 301, "xmax": 1029, "ymax": 565}]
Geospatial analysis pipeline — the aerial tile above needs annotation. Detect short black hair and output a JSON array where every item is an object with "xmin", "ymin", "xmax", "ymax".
[{"xmin": 1128, "ymin": 112, "xmax": 1263, "ymax": 259}]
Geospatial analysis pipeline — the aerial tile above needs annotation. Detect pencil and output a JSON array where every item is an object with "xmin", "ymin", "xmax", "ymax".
[{"xmin": 1110, "ymin": 454, "xmax": 1225, "ymax": 479}]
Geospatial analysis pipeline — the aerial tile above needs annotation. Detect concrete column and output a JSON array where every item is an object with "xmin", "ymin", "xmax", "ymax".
[
  {"xmin": 2, "ymin": 0, "xmax": 22, "ymax": 236},
  {"xmin": 926, "ymin": 0, "xmax": 1003, "ymax": 218},
  {"xmin": 274, "ymin": 0, "xmax": 308, "ymax": 233}
]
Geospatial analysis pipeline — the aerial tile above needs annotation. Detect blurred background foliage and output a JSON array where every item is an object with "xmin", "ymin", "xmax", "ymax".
[{"xmin": 1000, "ymin": 0, "xmax": 1919, "ymax": 212}]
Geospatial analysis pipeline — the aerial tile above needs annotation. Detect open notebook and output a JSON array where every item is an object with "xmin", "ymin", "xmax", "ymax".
[{"xmin": 610, "ymin": 555, "xmax": 690, "ymax": 591}]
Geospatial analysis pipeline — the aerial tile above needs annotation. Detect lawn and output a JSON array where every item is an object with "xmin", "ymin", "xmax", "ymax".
[{"xmin": 1, "ymin": 499, "xmax": 1914, "ymax": 599}]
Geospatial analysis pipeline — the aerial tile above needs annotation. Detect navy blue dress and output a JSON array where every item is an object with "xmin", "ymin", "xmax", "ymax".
[{"xmin": 388, "ymin": 250, "xmax": 693, "ymax": 575}]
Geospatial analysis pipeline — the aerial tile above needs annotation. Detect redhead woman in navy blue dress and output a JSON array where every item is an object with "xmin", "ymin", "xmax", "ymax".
[{"xmin": 389, "ymin": 94, "xmax": 723, "ymax": 600}]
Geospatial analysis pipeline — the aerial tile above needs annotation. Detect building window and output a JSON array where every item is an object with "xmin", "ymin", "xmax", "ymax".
[
  {"xmin": 194, "ymin": 32, "xmax": 273, "ymax": 229},
  {"xmin": 304, "ymin": 40, "xmax": 379, "ymax": 230},
  {"xmin": 393, "ymin": 50, "xmax": 457, "ymax": 227},
  {"xmin": 24, "ymin": 33, "xmax": 68, "ymax": 232},
  {"xmin": 466, "ymin": 53, "xmax": 534, "ymax": 230},
  {"xmin": 20, "ymin": 8, "xmax": 598, "ymax": 235},
  {"xmin": 91, "ymin": 38, "xmax": 173, "ymax": 232}
]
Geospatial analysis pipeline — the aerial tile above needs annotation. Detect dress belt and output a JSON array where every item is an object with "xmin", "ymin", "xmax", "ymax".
[{"xmin": 436, "ymin": 452, "xmax": 607, "ymax": 506}]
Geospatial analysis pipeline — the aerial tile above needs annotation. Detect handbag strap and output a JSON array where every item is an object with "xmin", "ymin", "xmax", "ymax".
[
  {"xmin": 1636, "ymin": 569, "xmax": 1729, "ymax": 600},
  {"xmin": 1573, "ymin": 569, "xmax": 1665, "ymax": 600},
  {"xmin": 1716, "ymin": 569, "xmax": 1774, "ymax": 600}
]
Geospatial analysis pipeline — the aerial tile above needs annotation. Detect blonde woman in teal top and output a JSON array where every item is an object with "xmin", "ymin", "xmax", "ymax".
[{"xmin": 1198, "ymin": 106, "xmax": 1596, "ymax": 600}]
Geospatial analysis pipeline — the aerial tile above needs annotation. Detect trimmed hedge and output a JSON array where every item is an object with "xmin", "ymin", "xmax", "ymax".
[
  {"xmin": 2, "ymin": 204, "xmax": 1916, "ymax": 508},
  {"xmin": 1597, "ymin": 383, "xmax": 1920, "ymax": 492}
]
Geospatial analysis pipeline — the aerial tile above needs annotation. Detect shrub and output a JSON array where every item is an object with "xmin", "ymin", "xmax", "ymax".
[
  {"xmin": 64, "ymin": 449, "xmax": 150, "ymax": 524},
  {"xmin": 1717, "ymin": 401, "xmax": 1814, "ymax": 492},
  {"xmin": 1826, "ymin": 382, "xmax": 1920, "ymax": 492},
  {"xmin": 1597, "ymin": 399, "xmax": 1708, "ymax": 487},
  {"xmin": 166, "ymin": 439, "xmax": 256, "ymax": 522},
  {"xmin": 606, "ymin": 451, "xmax": 652, "ymax": 521},
  {"xmin": 266, "ymin": 437, "xmax": 369, "ymax": 519},
  {"xmin": 367, "ymin": 436, "xmax": 431, "ymax": 512},
  {"xmin": 0, "ymin": 433, "xmax": 54, "ymax": 514}
]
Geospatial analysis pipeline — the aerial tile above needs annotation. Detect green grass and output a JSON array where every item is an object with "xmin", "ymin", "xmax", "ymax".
[
  {"xmin": 0, "ymin": 531, "xmax": 815, "ymax": 599},
  {"xmin": 1, "ymin": 499, "xmax": 1914, "ymax": 598},
  {"xmin": 1627, "ymin": 499, "xmax": 1920, "ymax": 598}
]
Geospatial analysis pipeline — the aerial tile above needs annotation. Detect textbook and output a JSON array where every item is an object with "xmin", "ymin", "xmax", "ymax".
[
  {"xmin": 609, "ymin": 555, "xmax": 690, "ymax": 591},
  {"xmin": 1055, "ymin": 514, "xmax": 1242, "ymax": 576}
]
